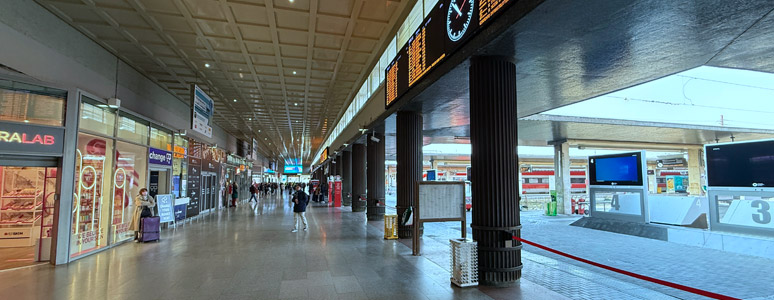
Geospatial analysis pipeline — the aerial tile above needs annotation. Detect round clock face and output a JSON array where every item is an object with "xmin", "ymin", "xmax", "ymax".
[{"xmin": 447, "ymin": 0, "xmax": 474, "ymax": 42}]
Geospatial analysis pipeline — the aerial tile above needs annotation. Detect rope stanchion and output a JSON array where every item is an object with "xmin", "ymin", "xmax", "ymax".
[{"xmin": 512, "ymin": 236, "xmax": 740, "ymax": 300}]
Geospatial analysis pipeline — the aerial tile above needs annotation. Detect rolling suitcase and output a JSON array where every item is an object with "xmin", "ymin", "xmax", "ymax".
[{"xmin": 139, "ymin": 216, "xmax": 160, "ymax": 242}]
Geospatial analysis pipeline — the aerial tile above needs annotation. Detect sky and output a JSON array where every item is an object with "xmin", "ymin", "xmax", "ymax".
[{"xmin": 541, "ymin": 66, "xmax": 774, "ymax": 129}]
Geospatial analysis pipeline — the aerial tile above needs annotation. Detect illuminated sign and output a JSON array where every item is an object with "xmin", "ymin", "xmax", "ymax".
[
  {"xmin": 385, "ymin": 0, "xmax": 513, "ymax": 108},
  {"xmin": 284, "ymin": 165, "xmax": 303, "ymax": 174},
  {"xmin": 173, "ymin": 145, "xmax": 186, "ymax": 158},
  {"xmin": 321, "ymin": 147, "xmax": 329, "ymax": 162},
  {"xmin": 149, "ymin": 147, "xmax": 173, "ymax": 166},
  {"xmin": 0, "ymin": 121, "xmax": 64, "ymax": 155}
]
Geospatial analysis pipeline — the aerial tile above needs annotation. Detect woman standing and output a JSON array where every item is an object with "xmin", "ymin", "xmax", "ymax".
[
  {"xmin": 231, "ymin": 181, "xmax": 239, "ymax": 207},
  {"xmin": 129, "ymin": 188, "xmax": 156, "ymax": 241}
]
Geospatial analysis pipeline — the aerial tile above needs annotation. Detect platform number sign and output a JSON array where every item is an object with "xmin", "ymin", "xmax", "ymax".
[{"xmin": 752, "ymin": 200, "xmax": 771, "ymax": 224}]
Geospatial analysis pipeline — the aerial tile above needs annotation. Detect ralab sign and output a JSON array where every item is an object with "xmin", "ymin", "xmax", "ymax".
[{"xmin": 0, "ymin": 121, "xmax": 64, "ymax": 155}]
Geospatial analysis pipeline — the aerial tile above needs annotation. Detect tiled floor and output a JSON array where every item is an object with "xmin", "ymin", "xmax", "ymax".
[{"xmin": 0, "ymin": 193, "xmax": 565, "ymax": 300}]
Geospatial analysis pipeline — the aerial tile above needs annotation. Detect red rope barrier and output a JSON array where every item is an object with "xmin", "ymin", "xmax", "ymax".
[{"xmin": 512, "ymin": 236, "xmax": 740, "ymax": 300}]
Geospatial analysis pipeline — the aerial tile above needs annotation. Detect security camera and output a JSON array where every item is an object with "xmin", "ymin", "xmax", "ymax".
[{"xmin": 370, "ymin": 135, "xmax": 381, "ymax": 143}]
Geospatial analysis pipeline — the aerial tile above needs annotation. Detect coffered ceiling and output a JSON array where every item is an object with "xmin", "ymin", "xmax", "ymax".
[{"xmin": 36, "ymin": 0, "xmax": 411, "ymax": 164}]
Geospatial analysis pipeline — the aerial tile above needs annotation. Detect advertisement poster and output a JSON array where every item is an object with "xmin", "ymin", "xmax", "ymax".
[
  {"xmin": 191, "ymin": 85, "xmax": 214, "ymax": 138},
  {"xmin": 334, "ymin": 180, "xmax": 342, "ymax": 207},
  {"xmin": 328, "ymin": 181, "xmax": 334, "ymax": 205},
  {"xmin": 174, "ymin": 197, "xmax": 189, "ymax": 222},
  {"xmin": 156, "ymin": 194, "xmax": 175, "ymax": 223},
  {"xmin": 187, "ymin": 157, "xmax": 201, "ymax": 217}
]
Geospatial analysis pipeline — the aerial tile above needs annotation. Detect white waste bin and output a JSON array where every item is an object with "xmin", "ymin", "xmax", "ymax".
[{"xmin": 449, "ymin": 238, "xmax": 478, "ymax": 287}]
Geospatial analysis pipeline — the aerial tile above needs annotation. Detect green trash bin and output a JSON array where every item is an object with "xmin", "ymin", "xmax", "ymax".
[{"xmin": 546, "ymin": 201, "xmax": 557, "ymax": 216}]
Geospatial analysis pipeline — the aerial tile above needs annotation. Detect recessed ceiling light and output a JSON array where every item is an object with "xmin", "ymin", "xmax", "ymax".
[
  {"xmin": 265, "ymin": 138, "xmax": 267, "ymax": 140},
  {"xmin": 289, "ymin": 0, "xmax": 294, "ymax": 3},
  {"xmin": 292, "ymin": 71, "xmax": 297, "ymax": 75},
  {"xmin": 294, "ymin": 103, "xmax": 298, "ymax": 106},
  {"xmin": 258, "ymin": 130, "xmax": 261, "ymax": 132},
  {"xmin": 233, "ymin": 99, "xmax": 237, "ymax": 102},
  {"xmin": 248, "ymin": 118, "xmax": 252, "ymax": 121},
  {"xmin": 204, "ymin": 63, "xmax": 211, "ymax": 68}
]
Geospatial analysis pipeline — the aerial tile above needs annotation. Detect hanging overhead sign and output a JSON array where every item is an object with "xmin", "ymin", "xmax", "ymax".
[
  {"xmin": 385, "ymin": 0, "xmax": 514, "ymax": 108},
  {"xmin": 191, "ymin": 84, "xmax": 214, "ymax": 138}
]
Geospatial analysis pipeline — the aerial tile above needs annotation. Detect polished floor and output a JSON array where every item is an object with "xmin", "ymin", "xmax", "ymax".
[{"xmin": 0, "ymin": 192, "xmax": 565, "ymax": 300}]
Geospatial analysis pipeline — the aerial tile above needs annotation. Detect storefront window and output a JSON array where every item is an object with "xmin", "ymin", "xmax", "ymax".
[
  {"xmin": 150, "ymin": 126, "xmax": 172, "ymax": 150},
  {"xmin": 79, "ymin": 98, "xmax": 115, "ymax": 136},
  {"xmin": 117, "ymin": 113, "xmax": 149, "ymax": 145},
  {"xmin": 0, "ymin": 79, "xmax": 66, "ymax": 126},
  {"xmin": 70, "ymin": 133, "xmax": 113, "ymax": 258},
  {"xmin": 172, "ymin": 157, "xmax": 187, "ymax": 198},
  {"xmin": 112, "ymin": 141, "xmax": 147, "ymax": 244}
]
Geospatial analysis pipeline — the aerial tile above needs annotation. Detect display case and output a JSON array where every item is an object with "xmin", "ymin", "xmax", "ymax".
[{"xmin": 0, "ymin": 167, "xmax": 44, "ymax": 247}]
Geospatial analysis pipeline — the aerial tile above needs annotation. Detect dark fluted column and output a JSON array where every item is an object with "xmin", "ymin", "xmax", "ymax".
[
  {"xmin": 470, "ymin": 56, "xmax": 521, "ymax": 286},
  {"xmin": 367, "ymin": 132, "xmax": 386, "ymax": 221},
  {"xmin": 352, "ymin": 143, "xmax": 366, "ymax": 212},
  {"xmin": 342, "ymin": 150, "xmax": 352, "ymax": 206},
  {"xmin": 396, "ymin": 111, "xmax": 422, "ymax": 238},
  {"xmin": 335, "ymin": 154, "xmax": 342, "ymax": 177}
]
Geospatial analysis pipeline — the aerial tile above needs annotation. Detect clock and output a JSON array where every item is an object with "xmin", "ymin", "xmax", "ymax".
[{"xmin": 447, "ymin": 0, "xmax": 474, "ymax": 42}]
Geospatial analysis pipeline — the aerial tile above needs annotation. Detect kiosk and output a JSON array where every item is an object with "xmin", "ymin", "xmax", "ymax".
[{"xmin": 588, "ymin": 151, "xmax": 650, "ymax": 223}]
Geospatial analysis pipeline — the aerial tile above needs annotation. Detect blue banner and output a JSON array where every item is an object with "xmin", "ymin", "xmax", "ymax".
[{"xmin": 149, "ymin": 147, "xmax": 173, "ymax": 166}]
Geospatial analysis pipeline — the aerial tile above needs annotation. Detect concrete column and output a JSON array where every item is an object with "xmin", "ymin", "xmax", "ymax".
[
  {"xmin": 352, "ymin": 143, "xmax": 366, "ymax": 212},
  {"xmin": 396, "ymin": 110, "xmax": 423, "ymax": 238},
  {"xmin": 367, "ymin": 132, "xmax": 386, "ymax": 220},
  {"xmin": 687, "ymin": 149, "xmax": 703, "ymax": 196},
  {"xmin": 470, "ymin": 56, "xmax": 522, "ymax": 285},
  {"xmin": 553, "ymin": 142, "xmax": 572, "ymax": 214},
  {"xmin": 342, "ymin": 150, "xmax": 352, "ymax": 206}
]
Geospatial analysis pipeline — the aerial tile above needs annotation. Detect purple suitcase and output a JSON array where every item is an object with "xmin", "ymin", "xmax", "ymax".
[{"xmin": 139, "ymin": 216, "xmax": 160, "ymax": 242}]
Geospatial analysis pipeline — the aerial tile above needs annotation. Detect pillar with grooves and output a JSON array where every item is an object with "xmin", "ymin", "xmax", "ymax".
[
  {"xmin": 367, "ymin": 132, "xmax": 386, "ymax": 221},
  {"xmin": 470, "ymin": 56, "xmax": 522, "ymax": 285},
  {"xmin": 335, "ymin": 154, "xmax": 343, "ymax": 177},
  {"xmin": 352, "ymin": 143, "xmax": 366, "ymax": 212},
  {"xmin": 342, "ymin": 150, "xmax": 353, "ymax": 206},
  {"xmin": 396, "ymin": 111, "xmax": 422, "ymax": 238}
]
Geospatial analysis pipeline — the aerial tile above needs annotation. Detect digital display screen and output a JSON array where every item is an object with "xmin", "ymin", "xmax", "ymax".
[
  {"xmin": 706, "ymin": 140, "xmax": 774, "ymax": 188},
  {"xmin": 385, "ymin": 0, "xmax": 513, "ymax": 108},
  {"xmin": 588, "ymin": 152, "xmax": 643, "ymax": 186},
  {"xmin": 284, "ymin": 165, "xmax": 303, "ymax": 174},
  {"xmin": 594, "ymin": 156, "xmax": 639, "ymax": 182}
]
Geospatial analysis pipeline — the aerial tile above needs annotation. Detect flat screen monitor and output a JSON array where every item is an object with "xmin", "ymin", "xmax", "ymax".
[
  {"xmin": 284, "ymin": 165, "xmax": 302, "ymax": 174},
  {"xmin": 706, "ymin": 140, "xmax": 774, "ymax": 188},
  {"xmin": 589, "ymin": 152, "xmax": 644, "ymax": 186}
]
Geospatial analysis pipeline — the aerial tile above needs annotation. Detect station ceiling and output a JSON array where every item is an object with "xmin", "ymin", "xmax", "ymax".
[{"xmin": 35, "ymin": 0, "xmax": 411, "ymax": 163}]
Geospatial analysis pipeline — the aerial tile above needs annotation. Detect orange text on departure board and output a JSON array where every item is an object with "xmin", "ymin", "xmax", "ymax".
[
  {"xmin": 480, "ymin": 0, "xmax": 509, "ymax": 25},
  {"xmin": 408, "ymin": 27, "xmax": 445, "ymax": 87},
  {"xmin": 386, "ymin": 64, "xmax": 399, "ymax": 105},
  {"xmin": 408, "ymin": 28, "xmax": 427, "ymax": 86}
]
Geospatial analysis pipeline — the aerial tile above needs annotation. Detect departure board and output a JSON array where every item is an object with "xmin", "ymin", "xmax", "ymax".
[
  {"xmin": 479, "ymin": 0, "xmax": 510, "ymax": 25},
  {"xmin": 408, "ymin": 9, "xmax": 446, "ymax": 86},
  {"xmin": 385, "ymin": 0, "xmax": 514, "ymax": 108}
]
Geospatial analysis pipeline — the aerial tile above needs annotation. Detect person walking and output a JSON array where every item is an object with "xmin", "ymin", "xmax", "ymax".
[
  {"xmin": 230, "ymin": 182, "xmax": 239, "ymax": 207},
  {"xmin": 249, "ymin": 182, "xmax": 258, "ymax": 203},
  {"xmin": 291, "ymin": 184, "xmax": 309, "ymax": 232},
  {"xmin": 321, "ymin": 183, "xmax": 328, "ymax": 203},
  {"xmin": 129, "ymin": 188, "xmax": 156, "ymax": 241}
]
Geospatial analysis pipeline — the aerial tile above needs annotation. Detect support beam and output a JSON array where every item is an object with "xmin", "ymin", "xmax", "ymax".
[
  {"xmin": 367, "ymin": 132, "xmax": 386, "ymax": 221},
  {"xmin": 554, "ymin": 142, "xmax": 572, "ymax": 214},
  {"xmin": 342, "ymin": 150, "xmax": 352, "ymax": 206},
  {"xmin": 470, "ymin": 56, "xmax": 522, "ymax": 286},
  {"xmin": 352, "ymin": 143, "xmax": 367, "ymax": 212},
  {"xmin": 396, "ymin": 111, "xmax": 423, "ymax": 238},
  {"xmin": 687, "ymin": 149, "xmax": 703, "ymax": 196}
]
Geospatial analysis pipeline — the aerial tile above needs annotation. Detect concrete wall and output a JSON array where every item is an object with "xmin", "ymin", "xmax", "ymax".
[{"xmin": 0, "ymin": 0, "xmax": 236, "ymax": 151}]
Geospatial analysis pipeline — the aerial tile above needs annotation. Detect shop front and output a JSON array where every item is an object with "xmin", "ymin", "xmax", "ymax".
[
  {"xmin": 70, "ymin": 93, "xmax": 177, "ymax": 260},
  {"xmin": 0, "ymin": 78, "xmax": 69, "ymax": 270}
]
